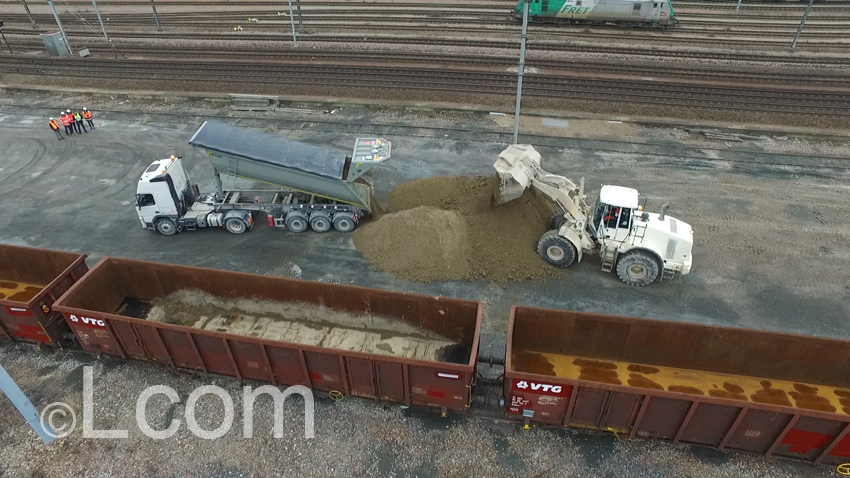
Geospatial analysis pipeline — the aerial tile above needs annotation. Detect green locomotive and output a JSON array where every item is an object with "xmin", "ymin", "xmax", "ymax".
[{"xmin": 514, "ymin": 0, "xmax": 677, "ymax": 27}]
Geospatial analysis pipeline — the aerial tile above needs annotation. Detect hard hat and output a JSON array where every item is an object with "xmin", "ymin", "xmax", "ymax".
[
  {"xmin": 83, "ymin": 107, "xmax": 87, "ymax": 110},
  {"xmin": 67, "ymin": 109, "xmax": 71, "ymax": 113},
  {"xmin": 60, "ymin": 112, "xmax": 64, "ymax": 115},
  {"xmin": 49, "ymin": 117, "xmax": 54, "ymax": 120}
]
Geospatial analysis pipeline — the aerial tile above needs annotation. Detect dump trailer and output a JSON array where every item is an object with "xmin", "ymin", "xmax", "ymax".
[
  {"xmin": 0, "ymin": 245, "xmax": 88, "ymax": 348},
  {"xmin": 506, "ymin": 306, "xmax": 850, "ymax": 465},
  {"xmin": 53, "ymin": 258, "xmax": 481, "ymax": 414},
  {"xmin": 135, "ymin": 120, "xmax": 391, "ymax": 235}
]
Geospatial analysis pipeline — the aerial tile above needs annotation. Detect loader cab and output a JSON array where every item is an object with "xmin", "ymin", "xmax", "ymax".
[
  {"xmin": 135, "ymin": 156, "xmax": 191, "ymax": 229},
  {"xmin": 591, "ymin": 186, "xmax": 640, "ymax": 245}
]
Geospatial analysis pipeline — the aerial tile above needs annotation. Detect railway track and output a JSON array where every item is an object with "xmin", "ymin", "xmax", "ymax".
[
  {"xmin": 5, "ymin": 43, "xmax": 848, "ymax": 85},
  {"xmin": 5, "ymin": 29, "xmax": 850, "ymax": 64},
  {"xmin": 2, "ymin": 56, "xmax": 848, "ymax": 116}
]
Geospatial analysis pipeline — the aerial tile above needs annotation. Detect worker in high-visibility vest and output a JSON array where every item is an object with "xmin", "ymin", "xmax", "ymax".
[
  {"xmin": 66, "ymin": 110, "xmax": 77, "ymax": 134},
  {"xmin": 60, "ymin": 111, "xmax": 72, "ymax": 136},
  {"xmin": 82, "ymin": 107, "xmax": 94, "ymax": 129},
  {"xmin": 72, "ymin": 110, "xmax": 87, "ymax": 134},
  {"xmin": 48, "ymin": 117, "xmax": 63, "ymax": 140}
]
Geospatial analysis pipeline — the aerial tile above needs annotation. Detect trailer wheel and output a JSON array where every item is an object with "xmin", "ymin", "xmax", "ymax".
[
  {"xmin": 616, "ymin": 250, "xmax": 660, "ymax": 287},
  {"xmin": 155, "ymin": 218, "xmax": 177, "ymax": 236},
  {"xmin": 309, "ymin": 213, "xmax": 332, "ymax": 233},
  {"xmin": 285, "ymin": 212, "xmax": 309, "ymax": 233},
  {"xmin": 332, "ymin": 213, "xmax": 357, "ymax": 233},
  {"xmin": 536, "ymin": 230, "xmax": 576, "ymax": 268},
  {"xmin": 225, "ymin": 218, "xmax": 247, "ymax": 234}
]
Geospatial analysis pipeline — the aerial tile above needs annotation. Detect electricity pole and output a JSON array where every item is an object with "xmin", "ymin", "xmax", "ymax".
[
  {"xmin": 91, "ymin": 0, "xmax": 117, "ymax": 58},
  {"xmin": 790, "ymin": 0, "xmax": 815, "ymax": 52},
  {"xmin": 21, "ymin": 0, "xmax": 37, "ymax": 28},
  {"xmin": 296, "ymin": 0, "xmax": 303, "ymax": 32},
  {"xmin": 150, "ymin": 0, "xmax": 162, "ymax": 31},
  {"xmin": 287, "ymin": 0, "xmax": 297, "ymax": 45},
  {"xmin": 47, "ymin": 0, "xmax": 73, "ymax": 56},
  {"xmin": 512, "ymin": 0, "xmax": 529, "ymax": 145}
]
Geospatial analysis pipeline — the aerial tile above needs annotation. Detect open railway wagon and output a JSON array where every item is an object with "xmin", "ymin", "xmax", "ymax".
[
  {"xmin": 506, "ymin": 306, "xmax": 850, "ymax": 465},
  {"xmin": 0, "ymin": 245, "xmax": 88, "ymax": 348},
  {"xmin": 52, "ymin": 258, "xmax": 482, "ymax": 414}
]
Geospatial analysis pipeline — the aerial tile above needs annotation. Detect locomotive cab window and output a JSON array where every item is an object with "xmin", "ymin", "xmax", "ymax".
[
  {"xmin": 633, "ymin": 4, "xmax": 642, "ymax": 10},
  {"xmin": 653, "ymin": 2, "xmax": 658, "ymax": 6},
  {"xmin": 576, "ymin": 1, "xmax": 582, "ymax": 5}
]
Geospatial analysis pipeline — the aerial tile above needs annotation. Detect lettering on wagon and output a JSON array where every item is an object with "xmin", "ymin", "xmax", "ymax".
[
  {"xmin": 514, "ymin": 380, "xmax": 565, "ymax": 395},
  {"xmin": 69, "ymin": 314, "xmax": 106, "ymax": 328}
]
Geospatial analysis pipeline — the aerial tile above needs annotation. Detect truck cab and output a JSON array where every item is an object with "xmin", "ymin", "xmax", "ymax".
[
  {"xmin": 135, "ymin": 156, "xmax": 188, "ymax": 233},
  {"xmin": 135, "ymin": 155, "xmax": 254, "ymax": 236}
]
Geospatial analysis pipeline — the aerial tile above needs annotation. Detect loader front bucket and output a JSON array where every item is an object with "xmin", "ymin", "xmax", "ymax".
[{"xmin": 493, "ymin": 144, "xmax": 542, "ymax": 204}]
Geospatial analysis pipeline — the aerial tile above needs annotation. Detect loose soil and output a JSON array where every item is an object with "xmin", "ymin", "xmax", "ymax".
[{"xmin": 354, "ymin": 175, "xmax": 558, "ymax": 282}]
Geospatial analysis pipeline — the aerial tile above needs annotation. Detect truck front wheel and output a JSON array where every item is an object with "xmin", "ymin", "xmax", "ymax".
[
  {"xmin": 616, "ymin": 250, "xmax": 660, "ymax": 287},
  {"xmin": 155, "ymin": 218, "xmax": 177, "ymax": 236},
  {"xmin": 225, "ymin": 218, "xmax": 247, "ymax": 234}
]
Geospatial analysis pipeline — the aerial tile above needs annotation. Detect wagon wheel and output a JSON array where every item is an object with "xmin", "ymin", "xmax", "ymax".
[
  {"xmin": 837, "ymin": 463, "xmax": 850, "ymax": 476},
  {"xmin": 328, "ymin": 390, "xmax": 344, "ymax": 402}
]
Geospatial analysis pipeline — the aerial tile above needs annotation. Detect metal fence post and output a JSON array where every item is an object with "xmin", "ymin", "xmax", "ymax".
[
  {"xmin": 47, "ymin": 0, "xmax": 73, "ymax": 56},
  {"xmin": 512, "ymin": 0, "xmax": 529, "ymax": 145},
  {"xmin": 735, "ymin": 0, "xmax": 742, "ymax": 14},
  {"xmin": 790, "ymin": 0, "xmax": 815, "ymax": 52},
  {"xmin": 150, "ymin": 0, "xmax": 162, "ymax": 31}
]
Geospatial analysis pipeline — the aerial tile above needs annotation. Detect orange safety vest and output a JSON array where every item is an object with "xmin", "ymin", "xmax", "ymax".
[
  {"xmin": 49, "ymin": 120, "xmax": 60, "ymax": 130},
  {"xmin": 60, "ymin": 114, "xmax": 70, "ymax": 126},
  {"xmin": 83, "ymin": 110, "xmax": 92, "ymax": 119}
]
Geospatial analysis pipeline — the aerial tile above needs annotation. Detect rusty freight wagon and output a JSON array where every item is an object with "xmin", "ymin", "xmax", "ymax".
[
  {"xmin": 53, "ymin": 258, "xmax": 482, "ymax": 414},
  {"xmin": 0, "ymin": 245, "xmax": 88, "ymax": 347},
  {"xmin": 506, "ymin": 306, "xmax": 850, "ymax": 465}
]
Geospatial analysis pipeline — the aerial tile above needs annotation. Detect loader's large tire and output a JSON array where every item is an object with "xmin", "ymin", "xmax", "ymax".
[
  {"xmin": 616, "ymin": 250, "xmax": 660, "ymax": 287},
  {"xmin": 537, "ymin": 230, "xmax": 576, "ymax": 268},
  {"xmin": 549, "ymin": 213, "xmax": 567, "ymax": 231}
]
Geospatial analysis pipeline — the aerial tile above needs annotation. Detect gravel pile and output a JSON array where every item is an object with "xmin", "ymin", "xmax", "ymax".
[{"xmin": 353, "ymin": 175, "xmax": 558, "ymax": 282}]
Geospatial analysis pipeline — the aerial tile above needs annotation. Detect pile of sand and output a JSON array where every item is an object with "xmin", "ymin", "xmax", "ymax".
[
  {"xmin": 353, "ymin": 175, "xmax": 558, "ymax": 282},
  {"xmin": 353, "ymin": 206, "xmax": 471, "ymax": 282}
]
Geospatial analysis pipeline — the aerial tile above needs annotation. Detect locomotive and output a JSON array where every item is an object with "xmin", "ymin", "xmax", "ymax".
[{"xmin": 513, "ymin": 0, "xmax": 677, "ymax": 27}]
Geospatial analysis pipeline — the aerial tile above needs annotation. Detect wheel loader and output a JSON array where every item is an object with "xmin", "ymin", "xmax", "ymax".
[{"xmin": 493, "ymin": 144, "xmax": 693, "ymax": 286}]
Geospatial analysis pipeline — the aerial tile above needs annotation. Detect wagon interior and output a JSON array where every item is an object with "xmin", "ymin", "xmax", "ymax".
[
  {"xmin": 59, "ymin": 258, "xmax": 479, "ymax": 364},
  {"xmin": 510, "ymin": 307, "xmax": 850, "ymax": 415}
]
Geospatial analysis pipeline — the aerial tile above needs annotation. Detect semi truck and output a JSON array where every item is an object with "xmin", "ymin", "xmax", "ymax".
[{"xmin": 135, "ymin": 120, "xmax": 391, "ymax": 235}]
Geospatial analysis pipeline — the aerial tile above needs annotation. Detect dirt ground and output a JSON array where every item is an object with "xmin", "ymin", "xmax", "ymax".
[{"xmin": 355, "ymin": 175, "xmax": 558, "ymax": 282}]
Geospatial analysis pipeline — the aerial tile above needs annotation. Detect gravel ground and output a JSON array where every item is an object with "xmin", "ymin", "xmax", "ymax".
[{"xmin": 0, "ymin": 343, "xmax": 837, "ymax": 478}]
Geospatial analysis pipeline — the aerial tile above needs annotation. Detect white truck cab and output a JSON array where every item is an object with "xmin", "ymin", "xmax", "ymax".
[{"xmin": 135, "ymin": 156, "xmax": 187, "ymax": 231}]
